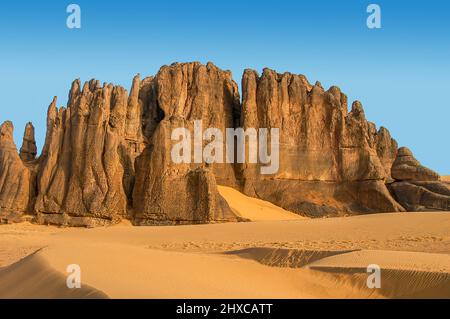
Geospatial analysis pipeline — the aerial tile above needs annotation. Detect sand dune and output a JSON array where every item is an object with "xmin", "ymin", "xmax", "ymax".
[
  {"xmin": 306, "ymin": 250, "xmax": 450, "ymax": 298},
  {"xmin": 2, "ymin": 242, "xmax": 449, "ymax": 299},
  {"xmin": 223, "ymin": 247, "xmax": 450, "ymax": 298},
  {"xmin": 224, "ymin": 247, "xmax": 357, "ymax": 268},
  {"xmin": 307, "ymin": 249, "xmax": 450, "ymax": 273},
  {"xmin": 0, "ymin": 250, "xmax": 107, "ymax": 299},
  {"xmin": 442, "ymin": 175, "xmax": 450, "ymax": 182},
  {"xmin": 24, "ymin": 245, "xmax": 316, "ymax": 298},
  {"xmin": 0, "ymin": 245, "xmax": 384, "ymax": 299},
  {"xmin": 218, "ymin": 185, "xmax": 303, "ymax": 221},
  {"xmin": 0, "ymin": 210, "xmax": 449, "ymax": 298}
]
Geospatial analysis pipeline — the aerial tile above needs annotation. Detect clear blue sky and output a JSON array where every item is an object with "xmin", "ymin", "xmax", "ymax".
[{"xmin": 0, "ymin": 0, "xmax": 449, "ymax": 173}]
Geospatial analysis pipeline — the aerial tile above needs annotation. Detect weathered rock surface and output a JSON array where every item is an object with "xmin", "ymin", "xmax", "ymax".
[
  {"xmin": 33, "ymin": 84, "xmax": 131, "ymax": 226},
  {"xmin": 0, "ymin": 62, "xmax": 447, "ymax": 226},
  {"xmin": 391, "ymin": 147, "xmax": 440, "ymax": 181},
  {"xmin": 133, "ymin": 129, "xmax": 240, "ymax": 225},
  {"xmin": 390, "ymin": 182, "xmax": 450, "ymax": 212},
  {"xmin": 25, "ymin": 62, "xmax": 240, "ymax": 226},
  {"xmin": 239, "ymin": 68, "xmax": 403, "ymax": 216},
  {"xmin": 373, "ymin": 126, "xmax": 398, "ymax": 182},
  {"xmin": 155, "ymin": 62, "xmax": 240, "ymax": 186},
  {"xmin": 132, "ymin": 62, "xmax": 242, "ymax": 224},
  {"xmin": 0, "ymin": 121, "xmax": 32, "ymax": 214},
  {"xmin": 389, "ymin": 147, "xmax": 449, "ymax": 211},
  {"xmin": 19, "ymin": 122, "xmax": 37, "ymax": 162}
]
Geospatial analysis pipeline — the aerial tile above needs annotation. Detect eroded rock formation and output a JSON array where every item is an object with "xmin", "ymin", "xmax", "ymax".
[
  {"xmin": 0, "ymin": 121, "xmax": 32, "ymax": 215},
  {"xmin": 390, "ymin": 147, "xmax": 449, "ymax": 211},
  {"xmin": 0, "ymin": 62, "xmax": 447, "ymax": 226},
  {"xmin": 132, "ymin": 62, "xmax": 241, "ymax": 224},
  {"xmin": 391, "ymin": 147, "xmax": 440, "ymax": 181},
  {"xmin": 32, "ymin": 83, "xmax": 132, "ymax": 226},
  {"xmin": 240, "ymin": 69, "xmax": 403, "ymax": 216}
]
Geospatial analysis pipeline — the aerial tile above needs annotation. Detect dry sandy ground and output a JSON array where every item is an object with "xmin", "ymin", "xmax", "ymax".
[
  {"xmin": 442, "ymin": 175, "xmax": 450, "ymax": 182},
  {"xmin": 0, "ymin": 188, "xmax": 449, "ymax": 299}
]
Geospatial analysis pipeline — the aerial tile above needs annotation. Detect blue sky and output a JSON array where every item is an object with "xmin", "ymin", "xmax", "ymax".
[{"xmin": 0, "ymin": 0, "xmax": 449, "ymax": 173}]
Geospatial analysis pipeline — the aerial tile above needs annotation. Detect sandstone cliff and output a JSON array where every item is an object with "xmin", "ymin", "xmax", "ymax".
[
  {"xmin": 240, "ymin": 69, "xmax": 403, "ymax": 216},
  {"xmin": 132, "ymin": 62, "xmax": 241, "ymax": 224},
  {"xmin": 0, "ymin": 62, "xmax": 447, "ymax": 226}
]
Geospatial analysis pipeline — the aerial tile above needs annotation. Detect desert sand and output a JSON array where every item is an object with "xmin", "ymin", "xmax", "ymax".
[
  {"xmin": 217, "ymin": 186, "xmax": 304, "ymax": 221},
  {"xmin": 442, "ymin": 175, "xmax": 450, "ymax": 182},
  {"xmin": 0, "ymin": 192, "xmax": 449, "ymax": 299}
]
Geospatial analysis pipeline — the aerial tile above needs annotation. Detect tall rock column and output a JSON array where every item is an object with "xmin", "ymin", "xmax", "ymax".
[
  {"xmin": 19, "ymin": 122, "xmax": 37, "ymax": 162},
  {"xmin": 0, "ymin": 121, "xmax": 31, "ymax": 215}
]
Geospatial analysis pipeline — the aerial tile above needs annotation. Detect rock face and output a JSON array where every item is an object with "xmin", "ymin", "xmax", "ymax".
[
  {"xmin": 132, "ymin": 62, "xmax": 241, "ymax": 225},
  {"xmin": 239, "ymin": 69, "xmax": 403, "ymax": 216},
  {"xmin": 21, "ymin": 62, "xmax": 240, "ymax": 226},
  {"xmin": 0, "ymin": 121, "xmax": 32, "ymax": 214},
  {"xmin": 0, "ymin": 62, "xmax": 447, "ymax": 226},
  {"xmin": 390, "ymin": 147, "xmax": 449, "ymax": 211},
  {"xmin": 374, "ymin": 126, "xmax": 398, "ymax": 182},
  {"xmin": 34, "ymin": 84, "xmax": 132, "ymax": 226}
]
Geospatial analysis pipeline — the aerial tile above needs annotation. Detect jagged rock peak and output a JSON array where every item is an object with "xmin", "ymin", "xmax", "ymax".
[
  {"xmin": 249, "ymin": 67, "xmax": 313, "ymax": 90},
  {"xmin": 69, "ymin": 79, "xmax": 81, "ymax": 100},
  {"xmin": 154, "ymin": 61, "xmax": 240, "ymax": 122},
  {"xmin": 19, "ymin": 122, "xmax": 37, "ymax": 162},
  {"xmin": 397, "ymin": 146, "xmax": 413, "ymax": 157},
  {"xmin": 314, "ymin": 81, "xmax": 323, "ymax": 89},
  {"xmin": 0, "ymin": 121, "xmax": 14, "ymax": 144},
  {"xmin": 350, "ymin": 100, "xmax": 365, "ymax": 120}
]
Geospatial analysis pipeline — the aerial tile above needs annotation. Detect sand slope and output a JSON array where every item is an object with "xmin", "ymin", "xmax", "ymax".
[
  {"xmin": 0, "ymin": 250, "xmax": 107, "ymax": 299},
  {"xmin": 306, "ymin": 250, "xmax": 450, "ymax": 298},
  {"xmin": 218, "ymin": 185, "xmax": 303, "ymax": 221}
]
